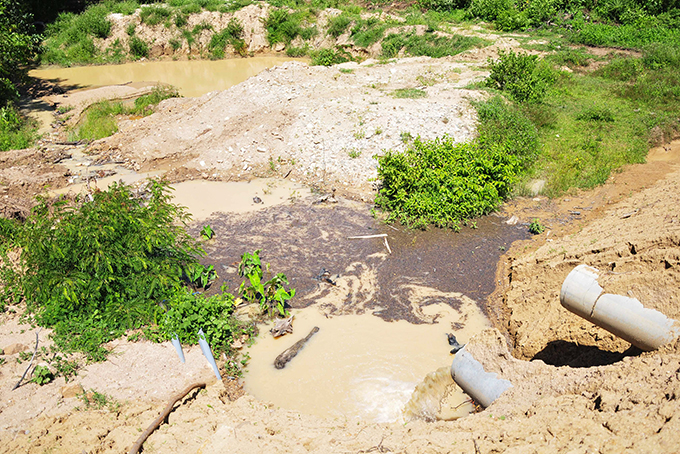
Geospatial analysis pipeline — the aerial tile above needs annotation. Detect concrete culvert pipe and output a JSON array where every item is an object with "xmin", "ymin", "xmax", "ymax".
[
  {"xmin": 560, "ymin": 264, "xmax": 680, "ymax": 351},
  {"xmin": 450, "ymin": 348, "xmax": 513, "ymax": 408}
]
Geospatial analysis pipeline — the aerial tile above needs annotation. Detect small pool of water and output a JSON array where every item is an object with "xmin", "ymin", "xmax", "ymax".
[
  {"xmin": 245, "ymin": 301, "xmax": 484, "ymax": 422},
  {"xmin": 29, "ymin": 56, "xmax": 305, "ymax": 97}
]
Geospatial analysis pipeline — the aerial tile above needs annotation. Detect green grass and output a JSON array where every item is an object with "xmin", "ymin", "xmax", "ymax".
[
  {"xmin": 391, "ymin": 88, "xmax": 428, "ymax": 99},
  {"xmin": 72, "ymin": 86, "xmax": 180, "ymax": 141},
  {"xmin": 0, "ymin": 105, "xmax": 37, "ymax": 152},
  {"xmin": 381, "ymin": 31, "xmax": 487, "ymax": 59}
]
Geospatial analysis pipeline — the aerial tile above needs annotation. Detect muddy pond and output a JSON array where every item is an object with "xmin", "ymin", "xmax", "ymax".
[
  {"xmin": 30, "ymin": 56, "xmax": 304, "ymax": 97},
  {"xmin": 36, "ymin": 57, "xmax": 528, "ymax": 424},
  {"xmin": 175, "ymin": 179, "xmax": 528, "ymax": 423}
]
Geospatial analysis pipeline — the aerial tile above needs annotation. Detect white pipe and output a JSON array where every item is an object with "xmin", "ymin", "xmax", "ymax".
[
  {"xmin": 450, "ymin": 348, "xmax": 513, "ymax": 408},
  {"xmin": 171, "ymin": 335, "xmax": 185, "ymax": 363},
  {"xmin": 198, "ymin": 329, "xmax": 222, "ymax": 380},
  {"xmin": 560, "ymin": 265, "xmax": 680, "ymax": 351}
]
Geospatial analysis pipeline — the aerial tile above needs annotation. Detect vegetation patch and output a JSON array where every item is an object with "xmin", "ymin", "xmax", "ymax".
[
  {"xmin": 375, "ymin": 97, "xmax": 534, "ymax": 230},
  {"xmin": 0, "ymin": 180, "xmax": 293, "ymax": 375},
  {"xmin": 208, "ymin": 18, "xmax": 247, "ymax": 58},
  {"xmin": 381, "ymin": 31, "xmax": 486, "ymax": 59},
  {"xmin": 391, "ymin": 88, "xmax": 428, "ymax": 99},
  {"xmin": 71, "ymin": 86, "xmax": 180, "ymax": 141}
]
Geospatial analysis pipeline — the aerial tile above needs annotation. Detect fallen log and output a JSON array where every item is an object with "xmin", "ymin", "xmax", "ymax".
[{"xmin": 274, "ymin": 326, "xmax": 319, "ymax": 369}]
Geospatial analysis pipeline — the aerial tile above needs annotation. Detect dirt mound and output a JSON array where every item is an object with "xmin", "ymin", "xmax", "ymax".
[{"xmin": 89, "ymin": 58, "xmax": 487, "ymax": 200}]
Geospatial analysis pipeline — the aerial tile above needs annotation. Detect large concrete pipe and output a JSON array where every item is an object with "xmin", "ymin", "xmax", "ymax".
[
  {"xmin": 560, "ymin": 264, "xmax": 680, "ymax": 351},
  {"xmin": 450, "ymin": 348, "xmax": 513, "ymax": 408}
]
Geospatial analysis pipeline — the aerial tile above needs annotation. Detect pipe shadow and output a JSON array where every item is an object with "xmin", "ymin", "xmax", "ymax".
[{"xmin": 532, "ymin": 340, "xmax": 641, "ymax": 368}]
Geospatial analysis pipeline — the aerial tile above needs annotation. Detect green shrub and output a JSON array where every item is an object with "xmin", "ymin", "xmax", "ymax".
[
  {"xmin": 140, "ymin": 5, "xmax": 172, "ymax": 26},
  {"xmin": 528, "ymin": 218, "xmax": 545, "ymax": 234},
  {"xmin": 286, "ymin": 45, "xmax": 309, "ymax": 57},
  {"xmin": 572, "ymin": 23, "xmax": 680, "ymax": 48},
  {"xmin": 311, "ymin": 47, "xmax": 350, "ymax": 66},
  {"xmin": 417, "ymin": 0, "xmax": 470, "ymax": 12},
  {"xmin": 132, "ymin": 85, "xmax": 181, "ymax": 114},
  {"xmin": 375, "ymin": 136, "xmax": 521, "ymax": 230},
  {"xmin": 3, "ymin": 180, "xmax": 204, "ymax": 360},
  {"xmin": 327, "ymin": 13, "xmax": 353, "ymax": 38},
  {"xmin": 0, "ymin": 105, "xmax": 36, "ymax": 151},
  {"xmin": 208, "ymin": 18, "xmax": 246, "ymax": 58},
  {"xmin": 148, "ymin": 288, "xmax": 252, "ymax": 356},
  {"xmin": 642, "ymin": 42, "xmax": 680, "ymax": 69},
  {"xmin": 486, "ymin": 50, "xmax": 556, "ymax": 103},
  {"xmin": 594, "ymin": 57, "xmax": 643, "ymax": 81},
  {"xmin": 129, "ymin": 35, "xmax": 149, "ymax": 58},
  {"xmin": 31, "ymin": 365, "xmax": 55, "ymax": 385},
  {"xmin": 468, "ymin": 0, "xmax": 515, "ymax": 22},
  {"xmin": 576, "ymin": 106, "xmax": 615, "ymax": 122},
  {"xmin": 262, "ymin": 9, "xmax": 302, "ymax": 45}
]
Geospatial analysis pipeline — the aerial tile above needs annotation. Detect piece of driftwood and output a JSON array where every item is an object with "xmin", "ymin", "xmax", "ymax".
[
  {"xmin": 274, "ymin": 327, "xmax": 319, "ymax": 369},
  {"xmin": 128, "ymin": 382, "xmax": 207, "ymax": 454},
  {"xmin": 270, "ymin": 315, "xmax": 294, "ymax": 338},
  {"xmin": 12, "ymin": 330, "xmax": 40, "ymax": 391}
]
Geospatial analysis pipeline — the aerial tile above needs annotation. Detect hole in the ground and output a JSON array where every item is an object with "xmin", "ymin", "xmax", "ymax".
[{"xmin": 531, "ymin": 340, "xmax": 641, "ymax": 368}]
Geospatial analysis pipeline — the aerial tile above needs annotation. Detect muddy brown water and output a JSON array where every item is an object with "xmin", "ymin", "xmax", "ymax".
[
  {"xmin": 199, "ymin": 199, "xmax": 527, "ymax": 323},
  {"xmin": 183, "ymin": 190, "xmax": 527, "ymax": 422},
  {"xmin": 29, "ymin": 57, "xmax": 305, "ymax": 97}
]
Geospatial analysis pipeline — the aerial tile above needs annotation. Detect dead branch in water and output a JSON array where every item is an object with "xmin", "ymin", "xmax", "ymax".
[
  {"xmin": 274, "ymin": 326, "xmax": 319, "ymax": 369},
  {"xmin": 128, "ymin": 382, "xmax": 207, "ymax": 454}
]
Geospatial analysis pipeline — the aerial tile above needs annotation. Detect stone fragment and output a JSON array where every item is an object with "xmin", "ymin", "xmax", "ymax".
[
  {"xmin": 61, "ymin": 384, "xmax": 84, "ymax": 399},
  {"xmin": 4, "ymin": 343, "xmax": 28, "ymax": 355}
]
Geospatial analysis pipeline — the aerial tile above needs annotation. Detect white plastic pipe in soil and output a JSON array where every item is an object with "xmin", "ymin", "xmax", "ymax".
[
  {"xmin": 198, "ymin": 328, "xmax": 222, "ymax": 380},
  {"xmin": 171, "ymin": 335, "xmax": 185, "ymax": 363},
  {"xmin": 450, "ymin": 348, "xmax": 513, "ymax": 408},
  {"xmin": 560, "ymin": 264, "xmax": 680, "ymax": 351}
]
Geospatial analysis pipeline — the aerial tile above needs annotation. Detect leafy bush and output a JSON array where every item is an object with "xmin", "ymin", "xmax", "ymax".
[
  {"xmin": 375, "ymin": 96, "xmax": 539, "ymax": 229},
  {"xmin": 528, "ymin": 218, "xmax": 545, "ymax": 234},
  {"xmin": 327, "ymin": 13, "xmax": 353, "ymax": 38},
  {"xmin": 0, "ymin": 105, "xmax": 36, "ymax": 151},
  {"xmin": 262, "ymin": 9, "xmax": 302, "ymax": 45},
  {"xmin": 576, "ymin": 107, "xmax": 615, "ymax": 122},
  {"xmin": 0, "ymin": 0, "xmax": 41, "ymax": 107},
  {"xmin": 475, "ymin": 96, "xmax": 539, "ymax": 169},
  {"xmin": 129, "ymin": 35, "xmax": 149, "ymax": 58},
  {"xmin": 310, "ymin": 47, "xmax": 350, "ymax": 66},
  {"xmin": 594, "ymin": 57, "xmax": 643, "ymax": 81},
  {"xmin": 375, "ymin": 137, "xmax": 521, "ymax": 229},
  {"xmin": 486, "ymin": 50, "xmax": 556, "ymax": 103},
  {"xmin": 417, "ymin": 0, "xmax": 470, "ymax": 12},
  {"xmin": 2, "ymin": 180, "xmax": 204, "ymax": 360},
  {"xmin": 208, "ymin": 18, "xmax": 246, "ymax": 58},
  {"xmin": 238, "ymin": 250, "xmax": 295, "ymax": 316},
  {"xmin": 140, "ymin": 5, "xmax": 173, "ymax": 26},
  {"xmin": 31, "ymin": 365, "xmax": 55, "ymax": 385},
  {"xmin": 148, "ymin": 288, "xmax": 252, "ymax": 356}
]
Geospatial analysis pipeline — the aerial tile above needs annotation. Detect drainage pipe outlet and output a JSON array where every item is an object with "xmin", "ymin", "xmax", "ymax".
[
  {"xmin": 450, "ymin": 348, "xmax": 513, "ymax": 408},
  {"xmin": 560, "ymin": 264, "xmax": 680, "ymax": 351}
]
